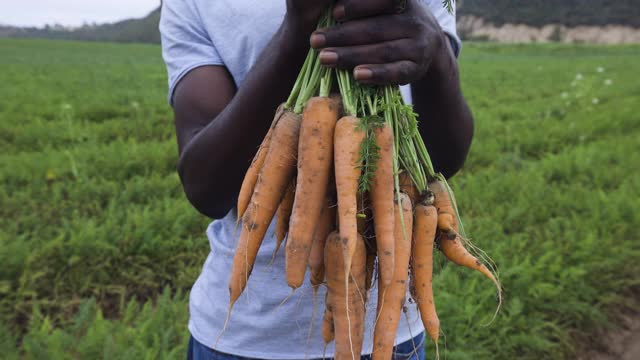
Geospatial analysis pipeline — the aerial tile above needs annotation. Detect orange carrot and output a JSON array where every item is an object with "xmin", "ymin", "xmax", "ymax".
[
  {"xmin": 237, "ymin": 105, "xmax": 284, "ymax": 220},
  {"xmin": 228, "ymin": 111, "xmax": 300, "ymax": 309},
  {"xmin": 430, "ymin": 181, "xmax": 460, "ymax": 238},
  {"xmin": 411, "ymin": 202, "xmax": 440, "ymax": 344},
  {"xmin": 399, "ymin": 171, "xmax": 420, "ymax": 206},
  {"xmin": 322, "ymin": 294, "xmax": 335, "ymax": 345},
  {"xmin": 310, "ymin": 196, "xmax": 337, "ymax": 288},
  {"xmin": 438, "ymin": 233, "xmax": 502, "ymax": 299},
  {"xmin": 286, "ymin": 97, "xmax": 340, "ymax": 289},
  {"xmin": 370, "ymin": 124, "xmax": 395, "ymax": 288},
  {"xmin": 325, "ymin": 231, "xmax": 367, "ymax": 360},
  {"xmin": 333, "ymin": 116, "xmax": 366, "ymax": 282},
  {"xmin": 430, "ymin": 180, "xmax": 502, "ymax": 306},
  {"xmin": 274, "ymin": 180, "xmax": 296, "ymax": 260},
  {"xmin": 372, "ymin": 192, "xmax": 413, "ymax": 360}
]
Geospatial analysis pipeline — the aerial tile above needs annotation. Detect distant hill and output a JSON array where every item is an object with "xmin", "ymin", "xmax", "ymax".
[
  {"xmin": 1, "ymin": 1, "xmax": 639, "ymax": 44},
  {"xmin": 0, "ymin": 7, "xmax": 160, "ymax": 44},
  {"xmin": 458, "ymin": 0, "xmax": 640, "ymax": 28}
]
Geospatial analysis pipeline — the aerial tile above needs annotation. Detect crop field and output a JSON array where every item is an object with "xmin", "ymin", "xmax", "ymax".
[{"xmin": 0, "ymin": 39, "xmax": 639, "ymax": 359}]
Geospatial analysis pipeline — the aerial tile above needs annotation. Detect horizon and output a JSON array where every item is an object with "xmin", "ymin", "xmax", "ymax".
[{"xmin": 2, "ymin": 0, "xmax": 160, "ymax": 28}]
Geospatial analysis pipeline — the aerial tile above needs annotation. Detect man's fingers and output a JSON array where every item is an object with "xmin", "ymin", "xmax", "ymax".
[
  {"xmin": 353, "ymin": 61, "xmax": 420, "ymax": 85},
  {"xmin": 311, "ymin": 15, "xmax": 416, "ymax": 49},
  {"xmin": 333, "ymin": 0, "xmax": 397, "ymax": 21},
  {"xmin": 318, "ymin": 39, "xmax": 417, "ymax": 69}
]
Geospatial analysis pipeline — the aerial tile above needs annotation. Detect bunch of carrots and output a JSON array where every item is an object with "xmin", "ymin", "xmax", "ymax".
[{"xmin": 226, "ymin": 6, "xmax": 501, "ymax": 360}]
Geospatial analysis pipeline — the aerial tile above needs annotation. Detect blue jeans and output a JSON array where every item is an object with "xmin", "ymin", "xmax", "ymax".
[{"xmin": 187, "ymin": 333, "xmax": 426, "ymax": 360}]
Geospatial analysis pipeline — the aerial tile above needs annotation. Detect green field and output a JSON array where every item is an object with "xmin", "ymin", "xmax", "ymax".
[{"xmin": 1, "ymin": 39, "xmax": 639, "ymax": 359}]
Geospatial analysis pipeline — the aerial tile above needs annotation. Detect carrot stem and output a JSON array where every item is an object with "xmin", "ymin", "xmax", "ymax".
[
  {"xmin": 320, "ymin": 67, "xmax": 333, "ymax": 98},
  {"xmin": 285, "ymin": 50, "xmax": 313, "ymax": 110},
  {"xmin": 287, "ymin": 7, "xmax": 335, "ymax": 113}
]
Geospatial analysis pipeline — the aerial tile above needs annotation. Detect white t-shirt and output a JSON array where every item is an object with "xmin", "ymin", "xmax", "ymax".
[{"xmin": 160, "ymin": 1, "xmax": 460, "ymax": 359}]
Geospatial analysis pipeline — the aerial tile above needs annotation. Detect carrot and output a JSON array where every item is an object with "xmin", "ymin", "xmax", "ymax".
[
  {"xmin": 322, "ymin": 293, "xmax": 335, "ymax": 344},
  {"xmin": 372, "ymin": 192, "xmax": 413, "ymax": 360},
  {"xmin": 370, "ymin": 124, "xmax": 395, "ymax": 288},
  {"xmin": 286, "ymin": 97, "xmax": 340, "ymax": 289},
  {"xmin": 325, "ymin": 231, "xmax": 367, "ymax": 360},
  {"xmin": 430, "ymin": 180, "xmax": 502, "ymax": 306},
  {"xmin": 399, "ymin": 171, "xmax": 420, "ymax": 206},
  {"xmin": 333, "ymin": 116, "xmax": 366, "ymax": 281},
  {"xmin": 228, "ymin": 111, "xmax": 301, "ymax": 309},
  {"xmin": 430, "ymin": 180, "xmax": 461, "ymax": 238},
  {"xmin": 237, "ymin": 105, "xmax": 285, "ymax": 220},
  {"xmin": 438, "ymin": 233, "xmax": 502, "ymax": 301},
  {"xmin": 310, "ymin": 196, "xmax": 337, "ymax": 288},
  {"xmin": 411, "ymin": 201, "xmax": 440, "ymax": 344},
  {"xmin": 274, "ymin": 180, "xmax": 296, "ymax": 260}
]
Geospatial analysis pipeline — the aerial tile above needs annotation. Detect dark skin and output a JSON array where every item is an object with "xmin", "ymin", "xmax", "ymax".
[{"xmin": 173, "ymin": 0, "xmax": 474, "ymax": 219}]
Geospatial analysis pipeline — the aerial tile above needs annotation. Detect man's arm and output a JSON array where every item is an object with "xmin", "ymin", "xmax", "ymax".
[
  {"xmin": 412, "ymin": 34, "xmax": 474, "ymax": 179},
  {"xmin": 172, "ymin": 5, "xmax": 329, "ymax": 219}
]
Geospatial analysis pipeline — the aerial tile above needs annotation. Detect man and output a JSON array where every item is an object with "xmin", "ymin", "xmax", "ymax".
[{"xmin": 160, "ymin": 1, "xmax": 474, "ymax": 359}]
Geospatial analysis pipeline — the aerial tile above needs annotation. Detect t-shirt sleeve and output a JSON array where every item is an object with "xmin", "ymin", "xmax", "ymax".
[
  {"xmin": 159, "ymin": 0, "xmax": 224, "ymax": 106},
  {"xmin": 422, "ymin": 0, "xmax": 461, "ymax": 56}
]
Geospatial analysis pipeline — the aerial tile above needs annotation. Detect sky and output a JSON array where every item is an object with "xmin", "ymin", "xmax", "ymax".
[{"xmin": 1, "ymin": 0, "xmax": 161, "ymax": 28}]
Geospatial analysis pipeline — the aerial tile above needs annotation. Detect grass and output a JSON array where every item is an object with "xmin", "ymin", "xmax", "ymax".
[{"xmin": 1, "ymin": 38, "xmax": 639, "ymax": 359}]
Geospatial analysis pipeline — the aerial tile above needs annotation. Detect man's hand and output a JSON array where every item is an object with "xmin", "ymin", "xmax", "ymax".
[
  {"xmin": 309, "ymin": 0, "xmax": 474, "ymax": 178},
  {"xmin": 310, "ymin": 0, "xmax": 448, "ymax": 85},
  {"xmin": 286, "ymin": 0, "xmax": 334, "ymax": 34}
]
